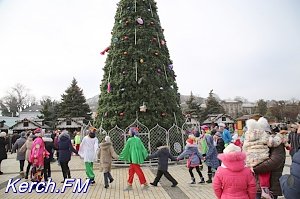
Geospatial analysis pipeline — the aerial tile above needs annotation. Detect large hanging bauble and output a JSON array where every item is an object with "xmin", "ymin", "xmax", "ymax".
[{"xmin": 136, "ymin": 17, "xmax": 144, "ymax": 25}]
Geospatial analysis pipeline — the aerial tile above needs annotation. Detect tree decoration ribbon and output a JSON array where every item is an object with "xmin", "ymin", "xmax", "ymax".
[{"xmin": 100, "ymin": 46, "xmax": 110, "ymax": 55}]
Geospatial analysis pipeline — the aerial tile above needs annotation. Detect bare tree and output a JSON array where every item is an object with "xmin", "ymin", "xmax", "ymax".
[{"xmin": 1, "ymin": 83, "xmax": 36, "ymax": 115}]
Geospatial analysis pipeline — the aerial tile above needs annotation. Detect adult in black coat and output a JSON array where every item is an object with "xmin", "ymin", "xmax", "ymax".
[
  {"xmin": 280, "ymin": 147, "xmax": 300, "ymax": 199},
  {"xmin": 0, "ymin": 132, "xmax": 8, "ymax": 175},
  {"xmin": 58, "ymin": 131, "xmax": 78, "ymax": 182},
  {"xmin": 43, "ymin": 135, "xmax": 54, "ymax": 181},
  {"xmin": 147, "ymin": 141, "xmax": 178, "ymax": 187}
]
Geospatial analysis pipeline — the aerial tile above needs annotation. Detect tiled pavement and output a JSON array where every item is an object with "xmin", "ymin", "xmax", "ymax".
[{"xmin": 0, "ymin": 153, "xmax": 290, "ymax": 199}]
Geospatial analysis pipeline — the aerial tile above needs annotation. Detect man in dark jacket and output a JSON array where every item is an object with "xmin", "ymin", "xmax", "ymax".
[
  {"xmin": 280, "ymin": 147, "xmax": 300, "ymax": 199},
  {"xmin": 147, "ymin": 141, "xmax": 178, "ymax": 187},
  {"xmin": 43, "ymin": 134, "xmax": 54, "ymax": 181},
  {"xmin": 11, "ymin": 131, "xmax": 27, "ymax": 177}
]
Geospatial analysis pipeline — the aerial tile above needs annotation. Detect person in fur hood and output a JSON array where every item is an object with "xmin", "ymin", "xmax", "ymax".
[
  {"xmin": 177, "ymin": 135, "xmax": 205, "ymax": 184},
  {"xmin": 147, "ymin": 141, "xmax": 178, "ymax": 187},
  {"xmin": 243, "ymin": 117, "xmax": 288, "ymax": 199},
  {"xmin": 213, "ymin": 143, "xmax": 256, "ymax": 199},
  {"xmin": 98, "ymin": 136, "xmax": 118, "ymax": 188}
]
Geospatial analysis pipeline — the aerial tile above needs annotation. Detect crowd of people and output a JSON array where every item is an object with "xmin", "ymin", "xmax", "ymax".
[{"xmin": 0, "ymin": 118, "xmax": 299, "ymax": 199}]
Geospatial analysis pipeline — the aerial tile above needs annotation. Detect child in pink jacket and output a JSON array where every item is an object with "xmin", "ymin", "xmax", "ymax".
[{"xmin": 213, "ymin": 143, "xmax": 256, "ymax": 199}]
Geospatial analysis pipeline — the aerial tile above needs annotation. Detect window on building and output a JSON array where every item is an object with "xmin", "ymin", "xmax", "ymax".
[
  {"xmin": 66, "ymin": 120, "xmax": 72, "ymax": 125},
  {"xmin": 23, "ymin": 121, "xmax": 29, "ymax": 127},
  {"xmin": 222, "ymin": 117, "xmax": 226, "ymax": 121}
]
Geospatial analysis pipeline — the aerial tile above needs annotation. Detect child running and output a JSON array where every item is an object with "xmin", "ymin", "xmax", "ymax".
[
  {"xmin": 147, "ymin": 141, "xmax": 178, "ymax": 187},
  {"xmin": 177, "ymin": 135, "xmax": 205, "ymax": 184}
]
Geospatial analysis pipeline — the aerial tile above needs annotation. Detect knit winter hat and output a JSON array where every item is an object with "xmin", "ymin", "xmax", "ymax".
[
  {"xmin": 223, "ymin": 143, "xmax": 241, "ymax": 153},
  {"xmin": 34, "ymin": 128, "xmax": 42, "ymax": 137},
  {"xmin": 257, "ymin": 117, "xmax": 271, "ymax": 132},
  {"xmin": 105, "ymin": 136, "xmax": 111, "ymax": 142},
  {"xmin": 20, "ymin": 131, "xmax": 26, "ymax": 137},
  {"xmin": 0, "ymin": 131, "xmax": 6, "ymax": 137},
  {"xmin": 186, "ymin": 138, "xmax": 194, "ymax": 145}
]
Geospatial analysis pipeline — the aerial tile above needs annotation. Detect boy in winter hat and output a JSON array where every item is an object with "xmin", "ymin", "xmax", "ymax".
[
  {"xmin": 213, "ymin": 143, "xmax": 256, "ymax": 199},
  {"xmin": 147, "ymin": 141, "xmax": 178, "ymax": 187}
]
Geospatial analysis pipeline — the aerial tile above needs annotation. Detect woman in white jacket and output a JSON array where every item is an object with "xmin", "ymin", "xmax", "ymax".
[{"xmin": 78, "ymin": 129, "xmax": 99, "ymax": 184}]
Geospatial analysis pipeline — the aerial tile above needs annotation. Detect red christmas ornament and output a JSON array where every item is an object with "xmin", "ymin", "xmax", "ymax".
[
  {"xmin": 160, "ymin": 40, "xmax": 166, "ymax": 45},
  {"xmin": 124, "ymin": 36, "xmax": 129, "ymax": 40},
  {"xmin": 125, "ymin": 20, "xmax": 129, "ymax": 25},
  {"xmin": 120, "ymin": 112, "xmax": 125, "ymax": 116},
  {"xmin": 123, "ymin": 51, "xmax": 128, "ymax": 55},
  {"xmin": 154, "ymin": 52, "xmax": 159, "ymax": 56},
  {"xmin": 100, "ymin": 46, "xmax": 110, "ymax": 55},
  {"xmin": 150, "ymin": 21, "xmax": 155, "ymax": 25},
  {"xmin": 161, "ymin": 112, "xmax": 166, "ymax": 117},
  {"xmin": 152, "ymin": 38, "xmax": 157, "ymax": 42}
]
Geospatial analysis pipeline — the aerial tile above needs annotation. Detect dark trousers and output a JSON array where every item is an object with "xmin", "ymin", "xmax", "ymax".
[
  {"xmin": 152, "ymin": 169, "xmax": 177, "ymax": 185},
  {"xmin": 60, "ymin": 161, "xmax": 71, "ymax": 179},
  {"xmin": 189, "ymin": 166, "xmax": 203, "ymax": 178},
  {"xmin": 19, "ymin": 160, "xmax": 25, "ymax": 172},
  {"xmin": 44, "ymin": 160, "xmax": 51, "ymax": 181},
  {"xmin": 26, "ymin": 161, "xmax": 32, "ymax": 177},
  {"xmin": 103, "ymin": 172, "xmax": 113, "ymax": 186}
]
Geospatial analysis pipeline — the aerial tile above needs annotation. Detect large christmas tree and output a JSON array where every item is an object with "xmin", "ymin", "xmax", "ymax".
[{"xmin": 95, "ymin": 0, "xmax": 183, "ymax": 129}]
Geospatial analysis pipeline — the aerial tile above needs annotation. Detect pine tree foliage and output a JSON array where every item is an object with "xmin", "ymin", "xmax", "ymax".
[
  {"xmin": 40, "ymin": 98, "xmax": 60, "ymax": 128},
  {"xmin": 95, "ymin": 0, "xmax": 183, "ymax": 129},
  {"xmin": 255, "ymin": 99, "xmax": 268, "ymax": 116},
  {"xmin": 204, "ymin": 91, "xmax": 225, "ymax": 116},
  {"xmin": 59, "ymin": 78, "xmax": 91, "ymax": 123}
]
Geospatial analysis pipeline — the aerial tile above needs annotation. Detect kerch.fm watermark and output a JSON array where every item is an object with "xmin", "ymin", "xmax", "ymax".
[{"xmin": 5, "ymin": 178, "xmax": 90, "ymax": 193}]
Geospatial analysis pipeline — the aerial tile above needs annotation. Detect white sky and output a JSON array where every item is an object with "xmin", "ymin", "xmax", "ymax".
[{"xmin": 0, "ymin": 0, "xmax": 299, "ymax": 102}]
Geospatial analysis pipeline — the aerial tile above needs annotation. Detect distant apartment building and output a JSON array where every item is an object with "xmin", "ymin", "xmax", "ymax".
[
  {"xmin": 241, "ymin": 103, "xmax": 257, "ymax": 115},
  {"xmin": 220, "ymin": 100, "xmax": 243, "ymax": 118}
]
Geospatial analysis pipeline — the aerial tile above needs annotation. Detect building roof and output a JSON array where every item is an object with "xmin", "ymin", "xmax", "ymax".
[
  {"xmin": 0, "ymin": 116, "xmax": 19, "ymax": 127},
  {"xmin": 21, "ymin": 105, "xmax": 43, "ymax": 112},
  {"xmin": 236, "ymin": 114, "xmax": 262, "ymax": 121},
  {"xmin": 202, "ymin": 114, "xmax": 235, "ymax": 124},
  {"xmin": 10, "ymin": 118, "xmax": 50, "ymax": 130}
]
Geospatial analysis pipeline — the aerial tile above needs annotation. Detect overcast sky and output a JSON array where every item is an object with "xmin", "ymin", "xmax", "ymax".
[{"xmin": 0, "ymin": 0, "xmax": 299, "ymax": 102}]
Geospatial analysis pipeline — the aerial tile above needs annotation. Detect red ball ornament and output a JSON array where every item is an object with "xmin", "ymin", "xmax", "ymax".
[
  {"xmin": 125, "ymin": 20, "xmax": 129, "ymax": 25},
  {"xmin": 150, "ymin": 21, "xmax": 155, "ymax": 25},
  {"xmin": 154, "ymin": 52, "xmax": 159, "ymax": 56},
  {"xmin": 161, "ymin": 112, "xmax": 166, "ymax": 117},
  {"xmin": 123, "ymin": 51, "xmax": 128, "ymax": 55},
  {"xmin": 152, "ymin": 38, "xmax": 157, "ymax": 42},
  {"xmin": 120, "ymin": 112, "xmax": 125, "ymax": 116},
  {"xmin": 124, "ymin": 36, "xmax": 129, "ymax": 40}
]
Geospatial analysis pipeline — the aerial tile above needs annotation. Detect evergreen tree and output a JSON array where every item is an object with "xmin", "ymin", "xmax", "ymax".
[
  {"xmin": 185, "ymin": 92, "xmax": 202, "ymax": 120},
  {"xmin": 40, "ymin": 98, "xmax": 60, "ymax": 128},
  {"xmin": 255, "ymin": 99, "xmax": 268, "ymax": 116},
  {"xmin": 59, "ymin": 78, "xmax": 91, "ymax": 123},
  {"xmin": 95, "ymin": 0, "xmax": 183, "ymax": 129},
  {"xmin": 202, "ymin": 90, "xmax": 225, "ymax": 120}
]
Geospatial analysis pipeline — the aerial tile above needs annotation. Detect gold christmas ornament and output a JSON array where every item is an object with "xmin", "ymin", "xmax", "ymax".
[{"xmin": 140, "ymin": 59, "xmax": 144, "ymax": 63}]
